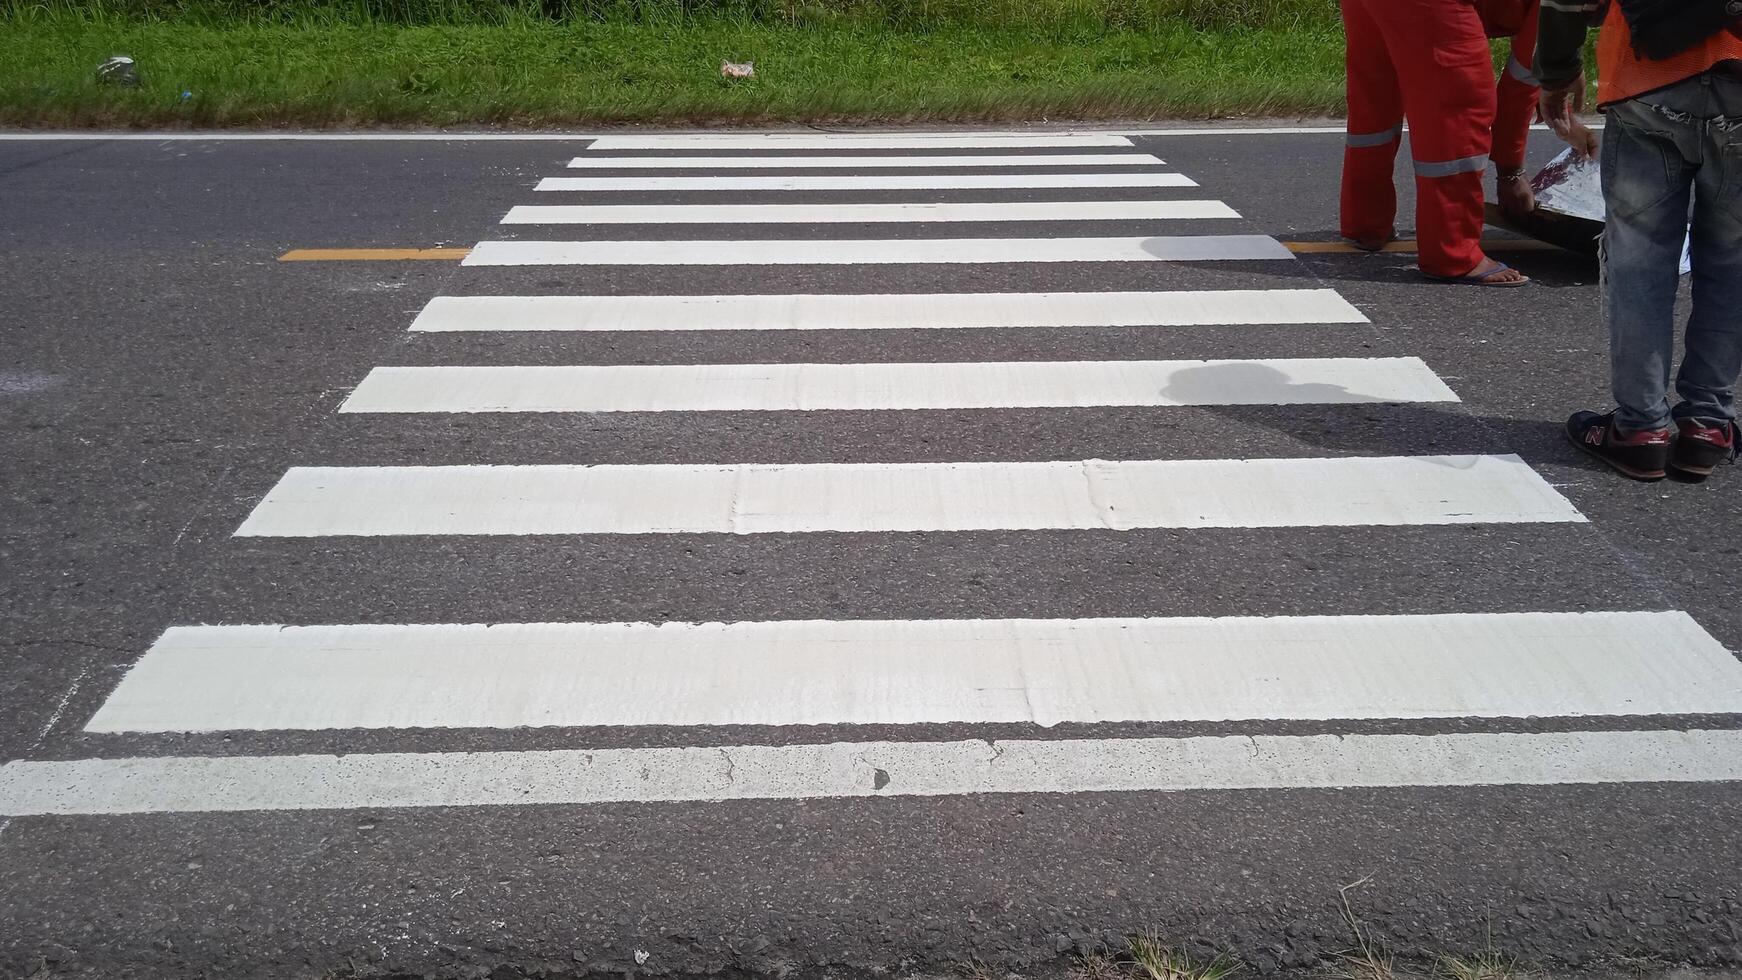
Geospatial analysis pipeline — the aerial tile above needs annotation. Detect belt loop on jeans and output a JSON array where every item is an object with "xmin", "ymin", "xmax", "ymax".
[
  {"xmin": 1346, "ymin": 123, "xmax": 1404, "ymax": 148},
  {"xmin": 1413, "ymin": 154, "xmax": 1490, "ymax": 177}
]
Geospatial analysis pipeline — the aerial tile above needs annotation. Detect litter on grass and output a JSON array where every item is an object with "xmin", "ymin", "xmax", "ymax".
[{"xmin": 96, "ymin": 56, "xmax": 140, "ymax": 87}]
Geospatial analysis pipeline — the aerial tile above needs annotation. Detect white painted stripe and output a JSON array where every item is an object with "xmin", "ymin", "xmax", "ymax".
[
  {"xmin": 8, "ymin": 730, "xmax": 1742, "ymax": 815},
  {"xmin": 0, "ymin": 124, "xmax": 1599, "ymax": 143},
  {"xmin": 501, "ymin": 199, "xmax": 1239, "ymax": 225},
  {"xmin": 410, "ymin": 289, "xmax": 1369, "ymax": 332},
  {"xmin": 565, "ymin": 153, "xmax": 1165, "ymax": 169},
  {"xmin": 584, "ymin": 134, "xmax": 1135, "ymax": 149},
  {"xmin": 535, "ymin": 172, "xmax": 1195, "ymax": 191},
  {"xmin": 462, "ymin": 235, "xmax": 1291, "ymax": 267},
  {"xmin": 1120, "ymin": 126, "xmax": 1352, "ymax": 136},
  {"xmin": 339, "ymin": 357, "xmax": 1458, "ymax": 414},
  {"xmin": 233, "ymin": 455, "xmax": 1584, "ymax": 537},
  {"xmin": 85, "ymin": 612, "xmax": 1742, "ymax": 734},
  {"xmin": 1112, "ymin": 123, "xmax": 1604, "ymax": 135},
  {"xmin": 0, "ymin": 133, "xmax": 617, "ymax": 142}
]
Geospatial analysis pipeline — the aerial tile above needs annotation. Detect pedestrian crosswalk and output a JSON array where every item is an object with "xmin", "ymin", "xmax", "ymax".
[
  {"xmin": 232, "ymin": 455, "xmax": 1583, "ymax": 537},
  {"xmin": 534, "ymin": 172, "xmax": 1197, "ymax": 192},
  {"xmin": 562, "ymin": 152, "xmax": 1169, "ymax": 169},
  {"xmin": 462, "ymin": 235, "xmax": 1289, "ymax": 266},
  {"xmin": 5, "ymin": 130, "xmax": 1742, "ymax": 818},
  {"xmin": 501, "ymin": 199, "xmax": 1239, "ymax": 224},
  {"xmin": 338, "ymin": 357, "xmax": 1457, "ymax": 412},
  {"xmin": 82, "ymin": 613, "xmax": 1742, "ymax": 733},
  {"xmin": 408, "ymin": 289, "xmax": 1368, "ymax": 331},
  {"xmin": 582, "ymin": 132, "xmax": 1138, "ymax": 149}
]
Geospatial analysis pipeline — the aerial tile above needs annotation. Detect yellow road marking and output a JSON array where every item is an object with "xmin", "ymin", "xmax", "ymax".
[
  {"xmin": 1286, "ymin": 239, "xmax": 1565, "ymax": 254},
  {"xmin": 278, "ymin": 247, "xmax": 473, "ymax": 262}
]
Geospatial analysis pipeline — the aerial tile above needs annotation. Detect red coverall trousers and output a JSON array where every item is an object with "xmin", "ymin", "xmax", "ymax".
[{"xmin": 1340, "ymin": 0, "xmax": 1506, "ymax": 278}]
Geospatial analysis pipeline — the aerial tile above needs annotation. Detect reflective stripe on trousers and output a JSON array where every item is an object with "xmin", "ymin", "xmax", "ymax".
[
  {"xmin": 1347, "ymin": 124, "xmax": 1404, "ymax": 148},
  {"xmin": 1413, "ymin": 154, "xmax": 1490, "ymax": 178}
]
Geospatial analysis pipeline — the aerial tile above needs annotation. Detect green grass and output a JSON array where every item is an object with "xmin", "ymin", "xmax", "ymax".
[
  {"xmin": 5, "ymin": 0, "xmax": 1339, "ymax": 31},
  {"xmin": 0, "ymin": 0, "xmax": 1347, "ymax": 127}
]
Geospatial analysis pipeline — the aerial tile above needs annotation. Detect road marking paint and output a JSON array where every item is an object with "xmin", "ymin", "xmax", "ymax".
[
  {"xmin": 535, "ymin": 172, "xmax": 1195, "ymax": 191},
  {"xmin": 233, "ymin": 454, "xmax": 1584, "ymax": 537},
  {"xmin": 0, "ymin": 124, "xmax": 1600, "ymax": 143},
  {"xmin": 339, "ymin": 357, "xmax": 1458, "ymax": 414},
  {"xmin": 583, "ymin": 134, "xmax": 1137, "ymax": 149},
  {"xmin": 278, "ymin": 248, "xmax": 472, "ymax": 262},
  {"xmin": 409, "ymin": 289, "xmax": 1369, "ymax": 332},
  {"xmin": 1111, "ymin": 123, "xmax": 1604, "ymax": 136},
  {"xmin": 462, "ymin": 235, "xmax": 1292, "ymax": 266},
  {"xmin": 565, "ymin": 153, "xmax": 1166, "ymax": 169},
  {"xmin": 1286, "ymin": 239, "xmax": 1564, "ymax": 254},
  {"xmin": 501, "ymin": 199, "xmax": 1238, "ymax": 225},
  {"xmin": 86, "ymin": 612, "xmax": 1742, "ymax": 734},
  {"xmin": 267, "ymin": 240, "xmax": 1576, "ymax": 262},
  {"xmin": 6, "ymin": 729, "xmax": 1738, "ymax": 815}
]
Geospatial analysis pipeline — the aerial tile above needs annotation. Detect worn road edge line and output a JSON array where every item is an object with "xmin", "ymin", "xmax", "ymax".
[
  {"xmin": 5, "ymin": 730, "xmax": 1740, "ymax": 815},
  {"xmin": 0, "ymin": 124, "xmax": 1602, "ymax": 142},
  {"xmin": 279, "ymin": 248, "xmax": 473, "ymax": 262}
]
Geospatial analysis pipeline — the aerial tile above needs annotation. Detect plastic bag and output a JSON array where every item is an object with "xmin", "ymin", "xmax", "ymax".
[{"xmin": 96, "ymin": 56, "xmax": 140, "ymax": 87}]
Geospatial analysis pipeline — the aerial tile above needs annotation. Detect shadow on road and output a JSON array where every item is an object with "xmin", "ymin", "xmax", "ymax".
[{"xmin": 1156, "ymin": 360, "xmax": 1598, "ymax": 474}]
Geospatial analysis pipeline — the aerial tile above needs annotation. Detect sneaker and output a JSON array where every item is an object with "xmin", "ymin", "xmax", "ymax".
[
  {"xmin": 1670, "ymin": 418, "xmax": 1740, "ymax": 481},
  {"xmin": 1565, "ymin": 410, "xmax": 1673, "ymax": 481}
]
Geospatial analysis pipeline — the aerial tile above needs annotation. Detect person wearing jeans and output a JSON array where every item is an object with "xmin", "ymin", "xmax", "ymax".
[{"xmin": 1538, "ymin": 2, "xmax": 1742, "ymax": 481}]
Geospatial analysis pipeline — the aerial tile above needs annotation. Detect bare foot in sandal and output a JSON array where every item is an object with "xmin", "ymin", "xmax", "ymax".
[
  {"xmin": 1425, "ymin": 256, "xmax": 1532, "ymax": 287},
  {"xmin": 1466, "ymin": 256, "xmax": 1529, "ymax": 284}
]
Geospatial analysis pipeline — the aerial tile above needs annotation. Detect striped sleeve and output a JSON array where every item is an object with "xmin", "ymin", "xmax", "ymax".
[
  {"xmin": 1534, "ymin": 0, "xmax": 1602, "ymax": 89},
  {"xmin": 1493, "ymin": 2, "xmax": 1544, "ymax": 171}
]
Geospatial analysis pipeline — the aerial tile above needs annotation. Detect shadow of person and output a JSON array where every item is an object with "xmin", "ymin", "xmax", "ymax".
[
  {"xmin": 1152, "ymin": 233, "xmax": 1599, "ymax": 289},
  {"xmin": 1159, "ymin": 360, "xmax": 1581, "ymax": 471},
  {"xmin": 1161, "ymin": 361, "xmax": 1380, "ymax": 407}
]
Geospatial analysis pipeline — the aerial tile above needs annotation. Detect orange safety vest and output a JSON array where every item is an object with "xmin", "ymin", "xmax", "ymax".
[{"xmin": 1597, "ymin": 4, "xmax": 1742, "ymax": 104}]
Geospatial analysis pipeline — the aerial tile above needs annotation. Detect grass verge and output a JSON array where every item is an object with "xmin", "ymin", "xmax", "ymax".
[{"xmin": 0, "ymin": 8, "xmax": 1346, "ymax": 127}]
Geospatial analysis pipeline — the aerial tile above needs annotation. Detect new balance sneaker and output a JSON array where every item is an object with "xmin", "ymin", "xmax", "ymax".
[
  {"xmin": 1670, "ymin": 418, "xmax": 1740, "ymax": 481},
  {"xmin": 1565, "ymin": 410, "xmax": 1673, "ymax": 481}
]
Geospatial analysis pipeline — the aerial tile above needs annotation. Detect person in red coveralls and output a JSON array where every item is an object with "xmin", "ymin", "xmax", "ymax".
[{"xmin": 1339, "ymin": 0, "xmax": 1542, "ymax": 287}]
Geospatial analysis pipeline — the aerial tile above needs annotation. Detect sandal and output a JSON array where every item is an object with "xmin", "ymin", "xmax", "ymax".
[{"xmin": 1425, "ymin": 261, "xmax": 1531, "ymax": 287}]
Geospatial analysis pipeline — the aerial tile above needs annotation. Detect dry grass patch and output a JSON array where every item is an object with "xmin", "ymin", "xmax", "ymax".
[
  {"xmin": 1434, "ymin": 949, "xmax": 1534, "ymax": 980},
  {"xmin": 1328, "ymin": 876, "xmax": 1400, "ymax": 980},
  {"xmin": 1065, "ymin": 932, "xmax": 1240, "ymax": 980}
]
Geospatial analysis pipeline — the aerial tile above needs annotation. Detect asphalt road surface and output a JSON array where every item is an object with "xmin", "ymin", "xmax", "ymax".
[{"xmin": 4, "ymin": 125, "xmax": 1742, "ymax": 980}]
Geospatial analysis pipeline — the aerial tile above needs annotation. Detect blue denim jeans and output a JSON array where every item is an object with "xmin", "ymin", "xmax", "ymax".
[{"xmin": 1601, "ymin": 71, "xmax": 1742, "ymax": 432}]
